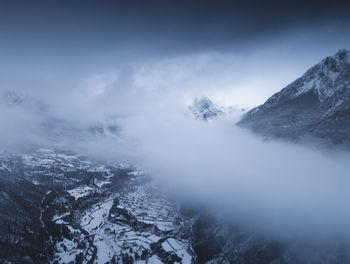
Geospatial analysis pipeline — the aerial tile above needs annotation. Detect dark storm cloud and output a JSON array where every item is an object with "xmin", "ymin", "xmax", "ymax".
[{"xmin": 1, "ymin": 0, "xmax": 350, "ymax": 59}]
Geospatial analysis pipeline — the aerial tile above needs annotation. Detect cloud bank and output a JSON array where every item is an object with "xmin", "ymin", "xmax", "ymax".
[{"xmin": 1, "ymin": 49, "xmax": 350, "ymax": 250}]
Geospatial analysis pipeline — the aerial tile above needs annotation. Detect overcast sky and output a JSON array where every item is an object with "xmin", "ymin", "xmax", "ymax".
[
  {"xmin": 2, "ymin": 1, "xmax": 350, "ymax": 248},
  {"xmin": 1, "ymin": 0, "xmax": 350, "ymax": 107}
]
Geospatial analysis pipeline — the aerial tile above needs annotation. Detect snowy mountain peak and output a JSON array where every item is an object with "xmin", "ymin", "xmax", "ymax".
[
  {"xmin": 189, "ymin": 97, "xmax": 226, "ymax": 120},
  {"xmin": 259, "ymin": 49, "xmax": 350, "ymax": 110},
  {"xmin": 316, "ymin": 49, "xmax": 349, "ymax": 74},
  {"xmin": 334, "ymin": 48, "xmax": 349, "ymax": 62},
  {"xmin": 239, "ymin": 48, "xmax": 350, "ymax": 146},
  {"xmin": 192, "ymin": 97, "xmax": 216, "ymax": 111}
]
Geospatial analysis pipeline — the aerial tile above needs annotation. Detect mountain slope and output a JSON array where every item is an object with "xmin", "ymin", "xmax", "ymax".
[
  {"xmin": 0, "ymin": 150, "xmax": 196, "ymax": 264},
  {"xmin": 238, "ymin": 49, "xmax": 350, "ymax": 146}
]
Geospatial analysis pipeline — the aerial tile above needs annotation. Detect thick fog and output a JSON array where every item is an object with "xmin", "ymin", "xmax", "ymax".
[
  {"xmin": 2, "ymin": 50, "xmax": 350, "ymax": 248},
  {"xmin": 122, "ymin": 111, "xmax": 350, "ymax": 242}
]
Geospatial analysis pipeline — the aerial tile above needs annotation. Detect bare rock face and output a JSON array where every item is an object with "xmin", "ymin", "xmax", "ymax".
[{"xmin": 239, "ymin": 49, "xmax": 350, "ymax": 147}]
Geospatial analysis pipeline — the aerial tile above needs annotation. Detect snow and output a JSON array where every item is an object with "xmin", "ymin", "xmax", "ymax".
[
  {"xmin": 146, "ymin": 255, "xmax": 163, "ymax": 264},
  {"xmin": 94, "ymin": 179, "xmax": 111, "ymax": 188},
  {"xmin": 55, "ymin": 219, "xmax": 69, "ymax": 225},
  {"xmin": 95, "ymin": 239, "xmax": 114, "ymax": 264},
  {"xmin": 146, "ymin": 234, "xmax": 161, "ymax": 242},
  {"xmin": 54, "ymin": 238, "xmax": 83, "ymax": 264},
  {"xmin": 177, "ymin": 248, "xmax": 192, "ymax": 264},
  {"xmin": 153, "ymin": 221, "xmax": 174, "ymax": 231},
  {"xmin": 162, "ymin": 240, "xmax": 173, "ymax": 252},
  {"xmin": 32, "ymin": 179, "xmax": 40, "ymax": 185},
  {"xmin": 282, "ymin": 49, "xmax": 350, "ymax": 103},
  {"xmin": 81, "ymin": 199, "xmax": 114, "ymax": 232},
  {"xmin": 296, "ymin": 79, "xmax": 316, "ymax": 96},
  {"xmin": 161, "ymin": 238, "xmax": 192, "ymax": 263},
  {"xmin": 53, "ymin": 212, "xmax": 70, "ymax": 222},
  {"xmin": 189, "ymin": 97, "xmax": 228, "ymax": 121},
  {"xmin": 167, "ymin": 238, "xmax": 183, "ymax": 250},
  {"xmin": 128, "ymin": 170, "xmax": 145, "ymax": 176},
  {"xmin": 323, "ymin": 99, "xmax": 344, "ymax": 117},
  {"xmin": 0, "ymin": 163, "xmax": 11, "ymax": 172},
  {"xmin": 67, "ymin": 186, "xmax": 94, "ymax": 200},
  {"xmin": 19, "ymin": 149, "xmax": 195, "ymax": 263}
]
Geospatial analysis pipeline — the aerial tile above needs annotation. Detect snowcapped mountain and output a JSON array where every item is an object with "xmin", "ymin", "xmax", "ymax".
[
  {"xmin": 238, "ymin": 49, "xmax": 350, "ymax": 146},
  {"xmin": 189, "ymin": 97, "xmax": 234, "ymax": 121}
]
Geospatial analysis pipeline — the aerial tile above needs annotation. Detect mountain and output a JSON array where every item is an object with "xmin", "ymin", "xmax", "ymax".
[
  {"xmin": 238, "ymin": 49, "xmax": 350, "ymax": 146},
  {"xmin": 189, "ymin": 97, "xmax": 235, "ymax": 121}
]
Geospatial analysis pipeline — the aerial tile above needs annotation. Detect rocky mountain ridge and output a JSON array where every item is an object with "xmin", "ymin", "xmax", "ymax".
[{"xmin": 238, "ymin": 49, "xmax": 350, "ymax": 146}]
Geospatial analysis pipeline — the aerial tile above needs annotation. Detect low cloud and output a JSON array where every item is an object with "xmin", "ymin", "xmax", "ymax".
[
  {"xmin": 1, "ymin": 51, "xmax": 350, "ymax": 249},
  {"xmin": 119, "ymin": 109, "xmax": 350, "ymax": 241}
]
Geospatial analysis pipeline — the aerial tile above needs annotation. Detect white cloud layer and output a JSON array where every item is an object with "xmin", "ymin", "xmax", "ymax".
[{"xmin": 1, "ymin": 48, "xmax": 350, "ymax": 248}]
